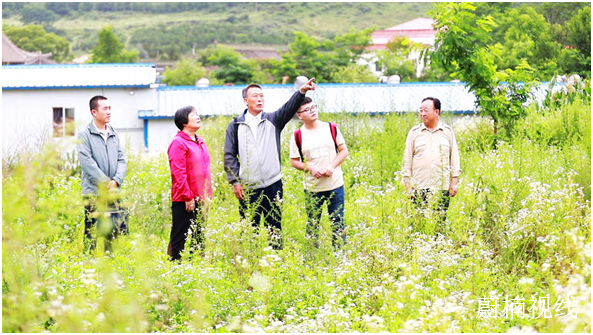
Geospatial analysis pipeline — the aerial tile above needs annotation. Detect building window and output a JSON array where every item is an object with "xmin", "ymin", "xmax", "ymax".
[{"xmin": 53, "ymin": 107, "xmax": 75, "ymax": 137}]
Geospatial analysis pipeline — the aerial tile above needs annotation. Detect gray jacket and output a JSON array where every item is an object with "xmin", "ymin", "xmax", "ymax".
[
  {"xmin": 224, "ymin": 91, "xmax": 305, "ymax": 189},
  {"xmin": 77, "ymin": 121, "xmax": 127, "ymax": 196}
]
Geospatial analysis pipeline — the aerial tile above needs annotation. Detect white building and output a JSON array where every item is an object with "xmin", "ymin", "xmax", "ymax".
[
  {"xmin": 4, "ymin": 63, "xmax": 559, "ymax": 159},
  {"xmin": 361, "ymin": 18, "xmax": 438, "ymax": 78},
  {"xmin": 2, "ymin": 63, "xmax": 158, "ymax": 158}
]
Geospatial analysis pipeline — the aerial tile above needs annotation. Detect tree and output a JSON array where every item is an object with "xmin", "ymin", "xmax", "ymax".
[
  {"xmin": 45, "ymin": 2, "xmax": 71, "ymax": 16},
  {"xmin": 330, "ymin": 64, "xmax": 378, "ymax": 83},
  {"xmin": 332, "ymin": 28, "xmax": 374, "ymax": 67},
  {"xmin": 282, "ymin": 31, "xmax": 328, "ymax": 81},
  {"xmin": 567, "ymin": 7, "xmax": 591, "ymax": 60},
  {"xmin": 3, "ymin": 24, "xmax": 72, "ymax": 63},
  {"xmin": 376, "ymin": 36, "xmax": 421, "ymax": 80},
  {"xmin": 20, "ymin": 3, "xmax": 58, "ymax": 25},
  {"xmin": 89, "ymin": 26, "xmax": 139, "ymax": 63},
  {"xmin": 430, "ymin": 2, "xmax": 538, "ymax": 140},
  {"xmin": 162, "ymin": 59, "xmax": 207, "ymax": 86},
  {"xmin": 564, "ymin": 6, "xmax": 592, "ymax": 78},
  {"xmin": 270, "ymin": 29, "xmax": 374, "ymax": 83},
  {"xmin": 539, "ymin": 2, "xmax": 589, "ymax": 25},
  {"xmin": 204, "ymin": 45, "xmax": 256, "ymax": 84},
  {"xmin": 491, "ymin": 6, "xmax": 561, "ymax": 80},
  {"xmin": 79, "ymin": 2, "xmax": 94, "ymax": 12}
]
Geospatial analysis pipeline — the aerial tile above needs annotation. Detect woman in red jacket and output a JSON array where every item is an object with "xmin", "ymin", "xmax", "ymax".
[{"xmin": 167, "ymin": 106, "xmax": 212, "ymax": 261}]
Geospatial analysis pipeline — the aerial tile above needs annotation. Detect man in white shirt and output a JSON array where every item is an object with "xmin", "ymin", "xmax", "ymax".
[
  {"xmin": 224, "ymin": 79, "xmax": 316, "ymax": 249},
  {"xmin": 289, "ymin": 97, "xmax": 349, "ymax": 248}
]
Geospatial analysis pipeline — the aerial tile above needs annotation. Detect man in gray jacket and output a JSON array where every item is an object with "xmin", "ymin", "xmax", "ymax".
[
  {"xmin": 224, "ymin": 78, "xmax": 316, "ymax": 249},
  {"xmin": 77, "ymin": 95, "xmax": 127, "ymax": 253}
]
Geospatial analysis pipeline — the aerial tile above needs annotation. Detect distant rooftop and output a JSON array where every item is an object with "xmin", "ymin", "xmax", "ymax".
[
  {"xmin": 369, "ymin": 18, "xmax": 437, "ymax": 50},
  {"xmin": 2, "ymin": 32, "xmax": 55, "ymax": 65},
  {"xmin": 384, "ymin": 18, "xmax": 436, "ymax": 31},
  {"xmin": 2, "ymin": 63, "xmax": 157, "ymax": 89}
]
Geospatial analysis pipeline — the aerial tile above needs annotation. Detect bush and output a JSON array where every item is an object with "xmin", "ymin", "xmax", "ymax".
[{"xmin": 2, "ymin": 105, "xmax": 590, "ymax": 332}]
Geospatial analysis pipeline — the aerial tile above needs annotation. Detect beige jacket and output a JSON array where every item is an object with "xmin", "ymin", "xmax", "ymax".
[{"xmin": 403, "ymin": 121, "xmax": 461, "ymax": 190}]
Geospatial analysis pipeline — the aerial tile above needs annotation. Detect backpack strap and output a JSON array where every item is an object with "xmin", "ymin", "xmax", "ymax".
[
  {"xmin": 294, "ymin": 128, "xmax": 304, "ymax": 162},
  {"xmin": 296, "ymin": 123, "xmax": 338, "ymax": 163},
  {"xmin": 329, "ymin": 122, "xmax": 338, "ymax": 153}
]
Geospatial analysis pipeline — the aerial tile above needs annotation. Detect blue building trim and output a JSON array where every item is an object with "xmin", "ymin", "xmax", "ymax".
[
  {"xmin": 138, "ymin": 111, "xmax": 478, "ymax": 119},
  {"xmin": 156, "ymin": 81, "xmax": 471, "ymax": 91},
  {"xmin": 139, "ymin": 115, "xmax": 175, "ymax": 120},
  {"xmin": 2, "ymin": 84, "xmax": 152, "ymax": 90},
  {"xmin": 1, "ymin": 63, "xmax": 156, "ymax": 69},
  {"xmin": 143, "ymin": 119, "xmax": 149, "ymax": 150},
  {"xmin": 319, "ymin": 110, "xmax": 478, "ymax": 116}
]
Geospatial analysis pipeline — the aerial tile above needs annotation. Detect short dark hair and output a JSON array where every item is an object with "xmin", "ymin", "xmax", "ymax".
[
  {"xmin": 174, "ymin": 106, "xmax": 196, "ymax": 131},
  {"xmin": 299, "ymin": 96, "xmax": 313, "ymax": 107},
  {"xmin": 422, "ymin": 97, "xmax": 441, "ymax": 111},
  {"xmin": 242, "ymin": 84, "xmax": 262, "ymax": 99},
  {"xmin": 90, "ymin": 95, "xmax": 108, "ymax": 112}
]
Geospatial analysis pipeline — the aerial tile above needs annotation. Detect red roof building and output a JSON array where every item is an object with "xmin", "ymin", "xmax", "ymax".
[{"xmin": 369, "ymin": 18, "xmax": 437, "ymax": 50}]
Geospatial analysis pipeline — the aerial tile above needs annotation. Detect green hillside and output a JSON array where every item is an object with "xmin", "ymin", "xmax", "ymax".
[{"xmin": 2, "ymin": 2, "xmax": 435, "ymax": 58}]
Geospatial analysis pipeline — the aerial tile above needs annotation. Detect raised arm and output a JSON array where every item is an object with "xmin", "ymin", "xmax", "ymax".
[{"xmin": 272, "ymin": 78, "xmax": 316, "ymax": 130}]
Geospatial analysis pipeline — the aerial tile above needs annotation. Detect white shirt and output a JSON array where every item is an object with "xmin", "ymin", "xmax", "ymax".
[
  {"xmin": 289, "ymin": 122, "xmax": 346, "ymax": 192},
  {"xmin": 93, "ymin": 121, "xmax": 109, "ymax": 143},
  {"xmin": 244, "ymin": 111, "xmax": 262, "ymax": 141}
]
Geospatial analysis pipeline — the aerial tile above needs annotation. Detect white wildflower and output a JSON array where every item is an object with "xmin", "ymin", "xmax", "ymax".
[
  {"xmin": 248, "ymin": 272, "xmax": 271, "ymax": 293},
  {"xmin": 95, "ymin": 312, "xmax": 106, "ymax": 323},
  {"xmin": 155, "ymin": 304, "xmax": 168, "ymax": 311},
  {"xmin": 518, "ymin": 277, "xmax": 535, "ymax": 285}
]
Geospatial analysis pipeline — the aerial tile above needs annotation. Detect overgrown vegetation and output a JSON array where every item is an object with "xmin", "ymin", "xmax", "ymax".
[
  {"xmin": 2, "ymin": 2, "xmax": 589, "ymax": 85},
  {"xmin": 428, "ymin": 2, "xmax": 590, "ymax": 142},
  {"xmin": 2, "ymin": 87, "xmax": 590, "ymax": 332}
]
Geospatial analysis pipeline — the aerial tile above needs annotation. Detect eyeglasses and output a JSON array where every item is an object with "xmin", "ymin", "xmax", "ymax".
[{"xmin": 298, "ymin": 104, "xmax": 317, "ymax": 114}]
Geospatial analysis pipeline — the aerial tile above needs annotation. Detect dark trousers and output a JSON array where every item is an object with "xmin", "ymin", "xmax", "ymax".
[
  {"xmin": 413, "ymin": 189, "xmax": 451, "ymax": 222},
  {"xmin": 83, "ymin": 197, "xmax": 121, "ymax": 254},
  {"xmin": 168, "ymin": 200, "xmax": 205, "ymax": 261},
  {"xmin": 239, "ymin": 179, "xmax": 283, "ymax": 249},
  {"xmin": 305, "ymin": 185, "xmax": 346, "ymax": 247}
]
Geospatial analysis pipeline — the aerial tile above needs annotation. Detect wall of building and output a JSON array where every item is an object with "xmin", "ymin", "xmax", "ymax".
[
  {"xmin": 3, "ymin": 81, "xmax": 561, "ymax": 159},
  {"xmin": 2, "ymin": 87, "xmax": 156, "ymax": 158},
  {"xmin": 146, "ymin": 118, "xmax": 180, "ymax": 153}
]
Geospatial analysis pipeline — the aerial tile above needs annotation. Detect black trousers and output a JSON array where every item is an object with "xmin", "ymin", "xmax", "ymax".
[
  {"xmin": 413, "ymin": 189, "xmax": 451, "ymax": 222},
  {"xmin": 168, "ymin": 200, "xmax": 205, "ymax": 261},
  {"xmin": 83, "ymin": 197, "xmax": 120, "ymax": 254},
  {"xmin": 239, "ymin": 179, "xmax": 283, "ymax": 249}
]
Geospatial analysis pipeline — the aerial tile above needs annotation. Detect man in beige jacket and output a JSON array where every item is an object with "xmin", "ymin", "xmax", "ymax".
[{"xmin": 403, "ymin": 97, "xmax": 461, "ymax": 222}]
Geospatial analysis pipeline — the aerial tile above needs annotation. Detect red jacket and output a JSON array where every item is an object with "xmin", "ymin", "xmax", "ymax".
[{"xmin": 168, "ymin": 131, "xmax": 212, "ymax": 202}]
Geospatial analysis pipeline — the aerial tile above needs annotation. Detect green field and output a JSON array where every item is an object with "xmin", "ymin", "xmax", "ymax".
[
  {"xmin": 3, "ymin": 2, "xmax": 435, "ymax": 57},
  {"xmin": 2, "ymin": 96, "xmax": 591, "ymax": 332}
]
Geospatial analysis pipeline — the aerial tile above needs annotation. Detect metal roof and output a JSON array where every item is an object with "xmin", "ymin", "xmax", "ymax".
[
  {"xmin": 149, "ymin": 82, "xmax": 561, "ymax": 118},
  {"xmin": 384, "ymin": 18, "xmax": 436, "ymax": 31},
  {"xmin": 2, "ymin": 63, "xmax": 157, "ymax": 89},
  {"xmin": 151, "ymin": 82, "xmax": 476, "ymax": 118}
]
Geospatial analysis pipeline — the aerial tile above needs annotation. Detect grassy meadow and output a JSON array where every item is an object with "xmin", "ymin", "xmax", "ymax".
[{"xmin": 2, "ymin": 95, "xmax": 591, "ymax": 332}]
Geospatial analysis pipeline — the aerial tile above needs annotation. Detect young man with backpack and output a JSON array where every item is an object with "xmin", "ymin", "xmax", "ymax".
[{"xmin": 289, "ymin": 97, "xmax": 349, "ymax": 248}]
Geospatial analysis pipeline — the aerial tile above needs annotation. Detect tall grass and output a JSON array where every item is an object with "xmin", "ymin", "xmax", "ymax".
[{"xmin": 2, "ymin": 98, "xmax": 590, "ymax": 332}]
